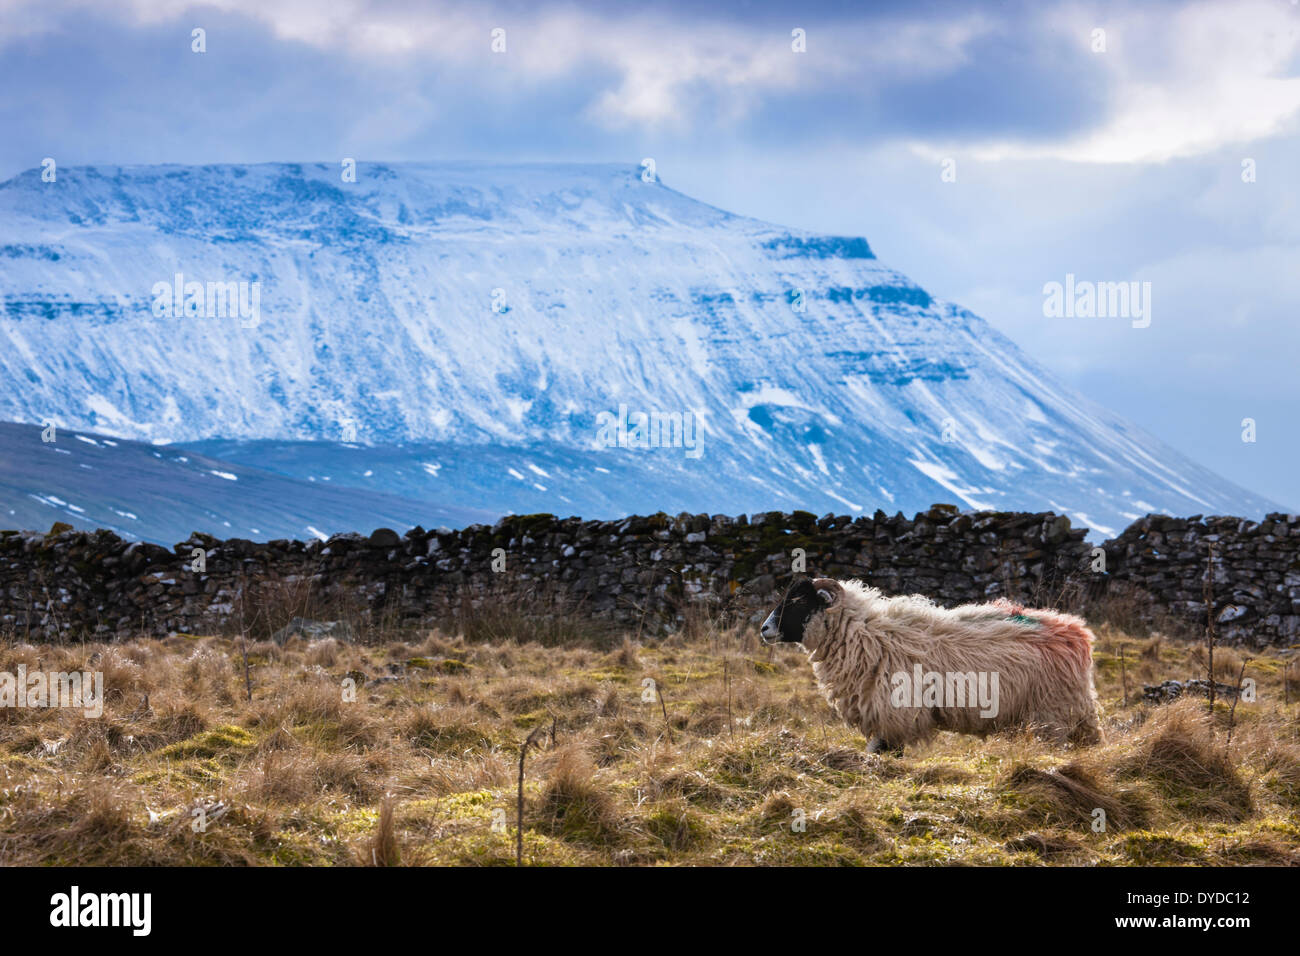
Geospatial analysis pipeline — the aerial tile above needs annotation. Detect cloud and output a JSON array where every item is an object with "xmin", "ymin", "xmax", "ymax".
[
  {"xmin": 4, "ymin": 0, "xmax": 1297, "ymax": 164},
  {"xmin": 954, "ymin": 1, "xmax": 1300, "ymax": 162},
  {"xmin": 0, "ymin": 1, "xmax": 1043, "ymax": 145},
  {"xmin": 137, "ymin": 2, "xmax": 991, "ymax": 131}
]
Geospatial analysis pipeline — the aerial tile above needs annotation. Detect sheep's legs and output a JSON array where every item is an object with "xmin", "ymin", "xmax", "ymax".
[{"xmin": 867, "ymin": 737, "xmax": 904, "ymax": 757}]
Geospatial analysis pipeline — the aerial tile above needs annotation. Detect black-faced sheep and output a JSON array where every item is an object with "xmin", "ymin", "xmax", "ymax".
[{"xmin": 760, "ymin": 577, "xmax": 1101, "ymax": 753}]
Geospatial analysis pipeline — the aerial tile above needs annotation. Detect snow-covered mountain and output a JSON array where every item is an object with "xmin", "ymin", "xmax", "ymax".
[{"xmin": 0, "ymin": 161, "xmax": 1278, "ymax": 540}]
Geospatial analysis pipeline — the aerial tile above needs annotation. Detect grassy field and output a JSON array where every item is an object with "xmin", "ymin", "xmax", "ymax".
[{"xmin": 1, "ymin": 613, "xmax": 1298, "ymax": 866}]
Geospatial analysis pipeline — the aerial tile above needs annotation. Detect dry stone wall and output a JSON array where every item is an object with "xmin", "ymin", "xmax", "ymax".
[
  {"xmin": 1, "ymin": 505, "xmax": 1296, "ymax": 647},
  {"xmin": 1102, "ymin": 512, "xmax": 1300, "ymax": 646}
]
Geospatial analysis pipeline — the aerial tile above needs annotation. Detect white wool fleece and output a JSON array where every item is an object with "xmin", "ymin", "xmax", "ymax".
[{"xmin": 801, "ymin": 580, "xmax": 1101, "ymax": 747}]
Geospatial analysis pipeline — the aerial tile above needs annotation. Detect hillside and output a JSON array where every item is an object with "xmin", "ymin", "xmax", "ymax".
[{"xmin": 0, "ymin": 161, "xmax": 1280, "ymax": 537}]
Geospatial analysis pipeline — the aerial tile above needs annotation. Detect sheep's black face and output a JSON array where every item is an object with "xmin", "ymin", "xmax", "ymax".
[{"xmin": 760, "ymin": 577, "xmax": 836, "ymax": 644}]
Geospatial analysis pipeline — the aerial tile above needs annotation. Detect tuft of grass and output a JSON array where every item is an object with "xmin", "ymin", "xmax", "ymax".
[
  {"xmin": 1001, "ymin": 759, "xmax": 1153, "ymax": 832},
  {"xmin": 363, "ymin": 793, "xmax": 401, "ymax": 866},
  {"xmin": 1117, "ymin": 700, "xmax": 1253, "ymax": 821},
  {"xmin": 535, "ymin": 745, "xmax": 622, "ymax": 846},
  {"xmin": 642, "ymin": 800, "xmax": 710, "ymax": 852}
]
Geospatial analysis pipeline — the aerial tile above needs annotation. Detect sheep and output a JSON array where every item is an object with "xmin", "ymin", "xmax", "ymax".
[{"xmin": 760, "ymin": 577, "xmax": 1101, "ymax": 753}]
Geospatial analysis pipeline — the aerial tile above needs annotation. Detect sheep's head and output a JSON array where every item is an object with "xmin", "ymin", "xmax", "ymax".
[{"xmin": 760, "ymin": 577, "xmax": 843, "ymax": 644}]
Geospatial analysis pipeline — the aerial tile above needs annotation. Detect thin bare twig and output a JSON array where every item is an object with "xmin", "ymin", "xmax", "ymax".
[
  {"xmin": 1119, "ymin": 642, "xmax": 1129, "ymax": 708},
  {"xmin": 657, "ymin": 683, "xmax": 675, "ymax": 745},
  {"xmin": 1226, "ymin": 659, "xmax": 1251, "ymax": 748},
  {"xmin": 515, "ymin": 725, "xmax": 546, "ymax": 867},
  {"xmin": 1204, "ymin": 542, "xmax": 1217, "ymax": 718},
  {"xmin": 725, "ymin": 658, "xmax": 734, "ymax": 738},
  {"xmin": 240, "ymin": 633, "xmax": 253, "ymax": 702}
]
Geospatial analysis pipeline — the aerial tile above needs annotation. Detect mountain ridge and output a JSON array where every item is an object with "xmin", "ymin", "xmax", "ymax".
[{"xmin": 0, "ymin": 160, "xmax": 1280, "ymax": 538}]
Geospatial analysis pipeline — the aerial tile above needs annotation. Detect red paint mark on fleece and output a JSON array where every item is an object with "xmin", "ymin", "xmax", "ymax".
[{"xmin": 990, "ymin": 598, "xmax": 1095, "ymax": 673}]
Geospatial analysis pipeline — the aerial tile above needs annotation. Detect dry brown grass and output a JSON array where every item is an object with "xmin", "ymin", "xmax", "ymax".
[
  {"xmin": 0, "ymin": 609, "xmax": 1296, "ymax": 866},
  {"xmin": 363, "ymin": 792, "xmax": 400, "ymax": 866},
  {"xmin": 1117, "ymin": 699, "xmax": 1254, "ymax": 821}
]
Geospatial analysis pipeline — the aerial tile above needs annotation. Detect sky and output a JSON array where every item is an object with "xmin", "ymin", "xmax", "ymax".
[{"xmin": 1, "ymin": 0, "xmax": 1297, "ymax": 509}]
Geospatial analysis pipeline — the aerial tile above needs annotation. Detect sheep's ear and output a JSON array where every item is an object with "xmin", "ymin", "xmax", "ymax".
[{"xmin": 812, "ymin": 578, "xmax": 842, "ymax": 607}]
